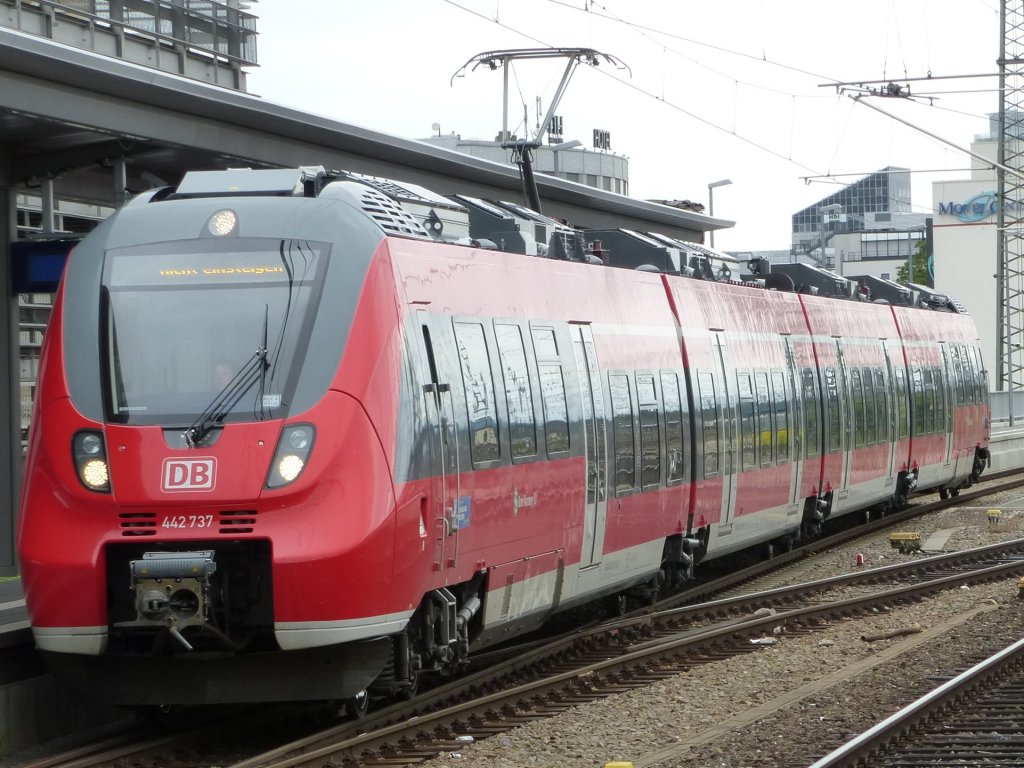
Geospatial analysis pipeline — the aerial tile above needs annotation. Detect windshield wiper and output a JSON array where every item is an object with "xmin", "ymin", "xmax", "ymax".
[
  {"xmin": 185, "ymin": 311, "xmax": 270, "ymax": 448},
  {"xmin": 257, "ymin": 304, "xmax": 270, "ymax": 420}
]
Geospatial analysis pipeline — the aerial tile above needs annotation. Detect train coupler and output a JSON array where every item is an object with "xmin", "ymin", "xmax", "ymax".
[{"xmin": 117, "ymin": 551, "xmax": 217, "ymax": 651}]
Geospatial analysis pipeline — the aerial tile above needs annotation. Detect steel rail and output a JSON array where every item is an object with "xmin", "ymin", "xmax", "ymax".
[
  {"xmin": 228, "ymin": 558, "xmax": 1024, "ymax": 768},
  {"xmin": 808, "ymin": 636, "xmax": 1024, "ymax": 768}
]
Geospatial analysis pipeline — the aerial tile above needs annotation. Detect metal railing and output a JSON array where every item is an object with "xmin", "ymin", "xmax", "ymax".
[{"xmin": 990, "ymin": 388, "xmax": 1024, "ymax": 427}]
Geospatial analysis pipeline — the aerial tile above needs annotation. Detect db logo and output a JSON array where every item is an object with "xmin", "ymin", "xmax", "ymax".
[{"xmin": 161, "ymin": 457, "xmax": 217, "ymax": 492}]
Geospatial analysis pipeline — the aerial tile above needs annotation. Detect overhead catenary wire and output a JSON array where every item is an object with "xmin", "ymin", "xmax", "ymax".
[
  {"xmin": 444, "ymin": 0, "xmax": 828, "ymax": 176},
  {"xmin": 850, "ymin": 93, "xmax": 1024, "ymax": 183},
  {"xmin": 444, "ymin": 0, "xmax": 997, "ymax": 214}
]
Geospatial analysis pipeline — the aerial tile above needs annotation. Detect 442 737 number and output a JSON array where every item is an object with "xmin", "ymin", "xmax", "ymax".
[{"xmin": 161, "ymin": 515, "xmax": 214, "ymax": 529}]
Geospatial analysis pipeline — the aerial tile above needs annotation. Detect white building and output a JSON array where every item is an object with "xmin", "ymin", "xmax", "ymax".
[
  {"xmin": 931, "ymin": 132, "xmax": 1001, "ymax": 389},
  {"xmin": 420, "ymin": 134, "xmax": 630, "ymax": 196},
  {"xmin": 829, "ymin": 211, "xmax": 929, "ymax": 282}
]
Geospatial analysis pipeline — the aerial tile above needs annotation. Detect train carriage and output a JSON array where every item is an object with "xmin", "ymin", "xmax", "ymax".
[
  {"xmin": 891, "ymin": 306, "xmax": 990, "ymax": 497},
  {"xmin": 15, "ymin": 166, "xmax": 990, "ymax": 708},
  {"xmin": 800, "ymin": 295, "xmax": 905, "ymax": 519},
  {"xmin": 668, "ymin": 279, "xmax": 814, "ymax": 560}
]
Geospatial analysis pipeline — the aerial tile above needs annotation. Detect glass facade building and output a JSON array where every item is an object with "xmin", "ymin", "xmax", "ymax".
[
  {"xmin": 4, "ymin": 0, "xmax": 260, "ymax": 444},
  {"xmin": 0, "ymin": 0, "xmax": 257, "ymax": 90},
  {"xmin": 792, "ymin": 167, "xmax": 911, "ymax": 257}
]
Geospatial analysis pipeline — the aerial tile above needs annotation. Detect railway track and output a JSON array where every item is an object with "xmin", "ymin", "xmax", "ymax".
[
  {"xmin": 810, "ymin": 635, "xmax": 1024, "ymax": 767},
  {"xmin": 220, "ymin": 548, "xmax": 1024, "ymax": 768},
  {"xmin": 13, "ymin": 468, "xmax": 1024, "ymax": 768},
  {"xmin": 671, "ymin": 466, "xmax": 1024, "ymax": 607}
]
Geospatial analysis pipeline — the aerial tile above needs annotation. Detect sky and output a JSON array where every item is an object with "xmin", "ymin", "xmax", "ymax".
[{"xmin": 245, "ymin": 0, "xmax": 1000, "ymax": 252}]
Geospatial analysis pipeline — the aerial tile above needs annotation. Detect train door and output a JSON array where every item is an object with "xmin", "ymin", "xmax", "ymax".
[
  {"xmin": 882, "ymin": 340, "xmax": 900, "ymax": 478},
  {"xmin": 713, "ymin": 332, "xmax": 738, "ymax": 527},
  {"xmin": 940, "ymin": 343, "xmax": 954, "ymax": 467},
  {"xmin": 419, "ymin": 315, "xmax": 461, "ymax": 572},
  {"xmin": 571, "ymin": 325, "xmax": 608, "ymax": 569},
  {"xmin": 783, "ymin": 337, "xmax": 803, "ymax": 510},
  {"xmin": 835, "ymin": 340, "xmax": 853, "ymax": 495}
]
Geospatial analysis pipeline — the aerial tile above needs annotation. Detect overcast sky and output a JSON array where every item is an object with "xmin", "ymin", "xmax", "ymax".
[{"xmin": 246, "ymin": 0, "xmax": 999, "ymax": 252}]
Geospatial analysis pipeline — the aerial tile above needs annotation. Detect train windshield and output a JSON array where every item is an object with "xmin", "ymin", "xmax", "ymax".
[{"xmin": 101, "ymin": 238, "xmax": 328, "ymax": 426}]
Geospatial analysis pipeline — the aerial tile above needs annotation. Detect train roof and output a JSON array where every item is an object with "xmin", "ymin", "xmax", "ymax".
[{"xmin": 166, "ymin": 166, "xmax": 970, "ymax": 315}]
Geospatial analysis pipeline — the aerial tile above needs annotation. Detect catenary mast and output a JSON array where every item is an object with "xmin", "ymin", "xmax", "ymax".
[{"xmin": 997, "ymin": 1, "xmax": 1024, "ymax": 391}]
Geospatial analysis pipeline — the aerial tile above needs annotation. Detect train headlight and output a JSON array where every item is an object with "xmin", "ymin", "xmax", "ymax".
[
  {"xmin": 267, "ymin": 424, "xmax": 315, "ymax": 489},
  {"xmin": 207, "ymin": 209, "xmax": 238, "ymax": 237},
  {"xmin": 73, "ymin": 431, "xmax": 110, "ymax": 492}
]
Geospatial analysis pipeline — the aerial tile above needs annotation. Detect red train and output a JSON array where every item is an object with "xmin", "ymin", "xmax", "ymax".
[{"xmin": 15, "ymin": 167, "xmax": 990, "ymax": 708}]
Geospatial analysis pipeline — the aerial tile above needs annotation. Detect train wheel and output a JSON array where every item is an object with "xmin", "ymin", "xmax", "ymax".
[
  {"xmin": 939, "ymin": 488, "xmax": 950, "ymax": 500},
  {"xmin": 402, "ymin": 670, "xmax": 421, "ymax": 700},
  {"xmin": 761, "ymin": 540, "xmax": 777, "ymax": 560},
  {"xmin": 950, "ymin": 487, "xmax": 960, "ymax": 498},
  {"xmin": 345, "ymin": 689, "xmax": 370, "ymax": 719},
  {"xmin": 397, "ymin": 649, "xmax": 421, "ymax": 701}
]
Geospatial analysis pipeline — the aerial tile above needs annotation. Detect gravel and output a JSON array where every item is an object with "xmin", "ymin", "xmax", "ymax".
[{"xmin": 419, "ymin": 494, "xmax": 1024, "ymax": 768}]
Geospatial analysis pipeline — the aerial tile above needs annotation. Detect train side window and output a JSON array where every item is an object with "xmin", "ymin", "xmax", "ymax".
[
  {"xmin": 698, "ymin": 372, "xmax": 719, "ymax": 477},
  {"xmin": 952, "ymin": 345, "xmax": 967, "ymax": 405},
  {"xmin": 637, "ymin": 373, "xmax": 661, "ymax": 490},
  {"xmin": 737, "ymin": 371, "xmax": 756, "ymax": 470},
  {"xmin": 755, "ymin": 371, "xmax": 773, "ymax": 467},
  {"xmin": 537, "ymin": 365, "xmax": 569, "ymax": 454},
  {"xmin": 974, "ymin": 348, "xmax": 983, "ymax": 405},
  {"xmin": 922, "ymin": 367, "xmax": 935, "ymax": 434},
  {"xmin": 874, "ymin": 369, "xmax": 888, "ymax": 443},
  {"xmin": 962, "ymin": 348, "xmax": 976, "ymax": 404},
  {"xmin": 454, "ymin": 321, "xmax": 500, "ymax": 465},
  {"xmin": 825, "ymin": 367, "xmax": 841, "ymax": 453},
  {"xmin": 609, "ymin": 373, "xmax": 636, "ymax": 495},
  {"xmin": 661, "ymin": 372, "xmax": 685, "ymax": 484},
  {"xmin": 698, "ymin": 371, "xmax": 719, "ymax": 477},
  {"xmin": 851, "ymin": 368, "xmax": 865, "ymax": 448},
  {"xmin": 910, "ymin": 367, "xmax": 925, "ymax": 435},
  {"xmin": 935, "ymin": 364, "xmax": 948, "ymax": 432},
  {"xmin": 894, "ymin": 368, "xmax": 909, "ymax": 439},
  {"xmin": 802, "ymin": 368, "xmax": 820, "ymax": 458},
  {"xmin": 771, "ymin": 369, "xmax": 789, "ymax": 464},
  {"xmin": 531, "ymin": 327, "xmax": 569, "ymax": 456},
  {"xmin": 532, "ymin": 327, "xmax": 559, "ymax": 359},
  {"xmin": 960, "ymin": 345, "xmax": 971, "ymax": 404},
  {"xmin": 494, "ymin": 323, "xmax": 537, "ymax": 459},
  {"xmin": 863, "ymin": 366, "xmax": 877, "ymax": 445},
  {"xmin": 972, "ymin": 346, "xmax": 986, "ymax": 403},
  {"xmin": 966, "ymin": 345, "xmax": 977, "ymax": 403}
]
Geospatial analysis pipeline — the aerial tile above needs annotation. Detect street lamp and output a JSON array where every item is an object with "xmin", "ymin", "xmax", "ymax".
[{"xmin": 707, "ymin": 179, "xmax": 732, "ymax": 249}]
